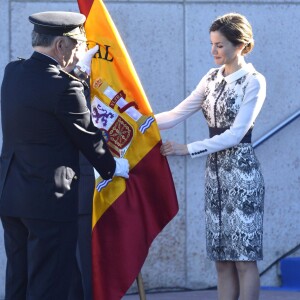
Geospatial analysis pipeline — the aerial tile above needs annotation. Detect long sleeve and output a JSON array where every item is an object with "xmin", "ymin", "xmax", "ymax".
[
  {"xmin": 187, "ymin": 72, "xmax": 266, "ymax": 158},
  {"xmin": 55, "ymin": 77, "xmax": 116, "ymax": 179},
  {"xmin": 155, "ymin": 74, "xmax": 207, "ymax": 130}
]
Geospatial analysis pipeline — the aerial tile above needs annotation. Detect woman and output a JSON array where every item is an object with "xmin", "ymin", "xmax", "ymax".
[{"xmin": 155, "ymin": 13, "xmax": 266, "ymax": 300}]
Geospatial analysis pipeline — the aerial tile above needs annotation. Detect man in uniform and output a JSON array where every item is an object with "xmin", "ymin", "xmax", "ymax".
[
  {"xmin": 0, "ymin": 11, "xmax": 129, "ymax": 300},
  {"xmin": 68, "ymin": 87, "xmax": 95, "ymax": 300}
]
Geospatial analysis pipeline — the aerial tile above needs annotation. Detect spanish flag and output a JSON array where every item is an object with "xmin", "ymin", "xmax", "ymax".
[{"xmin": 77, "ymin": 0, "xmax": 179, "ymax": 299}]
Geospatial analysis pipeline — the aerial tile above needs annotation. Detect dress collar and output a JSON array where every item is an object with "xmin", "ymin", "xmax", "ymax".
[{"xmin": 217, "ymin": 63, "xmax": 255, "ymax": 84}]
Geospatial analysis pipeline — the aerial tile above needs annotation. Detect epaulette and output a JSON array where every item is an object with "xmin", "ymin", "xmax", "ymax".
[
  {"xmin": 58, "ymin": 67, "xmax": 88, "ymax": 89},
  {"xmin": 17, "ymin": 57, "xmax": 25, "ymax": 61}
]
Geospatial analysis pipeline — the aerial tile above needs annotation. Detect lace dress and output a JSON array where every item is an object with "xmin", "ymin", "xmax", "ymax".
[{"xmin": 155, "ymin": 63, "xmax": 266, "ymax": 261}]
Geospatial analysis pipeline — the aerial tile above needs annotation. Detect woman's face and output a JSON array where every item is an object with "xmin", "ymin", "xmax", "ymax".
[{"xmin": 210, "ymin": 30, "xmax": 243, "ymax": 66}]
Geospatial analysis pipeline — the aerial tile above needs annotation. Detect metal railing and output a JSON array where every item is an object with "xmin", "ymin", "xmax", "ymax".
[
  {"xmin": 252, "ymin": 108, "xmax": 300, "ymax": 279},
  {"xmin": 253, "ymin": 109, "xmax": 300, "ymax": 148}
]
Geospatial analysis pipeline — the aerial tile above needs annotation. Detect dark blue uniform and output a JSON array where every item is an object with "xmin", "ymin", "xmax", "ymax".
[
  {"xmin": 69, "ymin": 89, "xmax": 94, "ymax": 300},
  {"xmin": 0, "ymin": 51, "xmax": 115, "ymax": 299}
]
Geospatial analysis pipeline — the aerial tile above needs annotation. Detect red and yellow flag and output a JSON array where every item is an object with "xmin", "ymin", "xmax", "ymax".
[{"xmin": 77, "ymin": 1, "xmax": 179, "ymax": 299}]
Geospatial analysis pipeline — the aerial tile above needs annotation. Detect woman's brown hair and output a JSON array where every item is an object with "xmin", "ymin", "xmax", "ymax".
[{"xmin": 209, "ymin": 13, "xmax": 254, "ymax": 55}]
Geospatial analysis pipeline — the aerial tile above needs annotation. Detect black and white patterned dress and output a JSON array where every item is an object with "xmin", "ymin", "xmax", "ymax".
[{"xmin": 156, "ymin": 63, "xmax": 266, "ymax": 261}]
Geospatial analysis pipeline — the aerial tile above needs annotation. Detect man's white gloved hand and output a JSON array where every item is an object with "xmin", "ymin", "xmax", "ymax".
[
  {"xmin": 76, "ymin": 44, "xmax": 99, "ymax": 76},
  {"xmin": 114, "ymin": 157, "xmax": 129, "ymax": 179},
  {"xmin": 93, "ymin": 168, "xmax": 100, "ymax": 179}
]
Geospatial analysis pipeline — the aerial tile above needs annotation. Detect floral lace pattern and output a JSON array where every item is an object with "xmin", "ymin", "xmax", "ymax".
[{"xmin": 202, "ymin": 70, "xmax": 264, "ymax": 261}]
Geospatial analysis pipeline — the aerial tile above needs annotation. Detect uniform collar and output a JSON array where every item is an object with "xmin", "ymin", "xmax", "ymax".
[
  {"xmin": 217, "ymin": 63, "xmax": 255, "ymax": 84},
  {"xmin": 31, "ymin": 51, "xmax": 60, "ymax": 66}
]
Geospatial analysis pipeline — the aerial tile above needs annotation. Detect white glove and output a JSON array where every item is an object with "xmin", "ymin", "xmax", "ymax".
[
  {"xmin": 93, "ymin": 168, "xmax": 100, "ymax": 179},
  {"xmin": 114, "ymin": 157, "xmax": 129, "ymax": 179},
  {"xmin": 76, "ymin": 44, "xmax": 99, "ymax": 76}
]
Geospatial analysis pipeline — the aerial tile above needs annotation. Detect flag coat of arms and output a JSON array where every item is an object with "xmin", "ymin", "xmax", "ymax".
[{"xmin": 77, "ymin": 0, "xmax": 179, "ymax": 299}]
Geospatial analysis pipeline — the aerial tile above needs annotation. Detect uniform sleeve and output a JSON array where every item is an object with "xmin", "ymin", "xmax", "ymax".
[
  {"xmin": 154, "ymin": 74, "xmax": 207, "ymax": 130},
  {"xmin": 187, "ymin": 73, "xmax": 266, "ymax": 158},
  {"xmin": 55, "ymin": 79, "xmax": 116, "ymax": 179}
]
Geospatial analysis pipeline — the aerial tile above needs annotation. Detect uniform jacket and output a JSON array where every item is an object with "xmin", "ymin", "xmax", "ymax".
[
  {"xmin": 77, "ymin": 86, "xmax": 95, "ymax": 215},
  {"xmin": 0, "ymin": 51, "xmax": 115, "ymax": 221}
]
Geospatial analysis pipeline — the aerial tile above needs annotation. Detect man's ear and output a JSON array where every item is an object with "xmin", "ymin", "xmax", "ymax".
[
  {"xmin": 48, "ymin": 37, "xmax": 66, "ymax": 66},
  {"xmin": 54, "ymin": 37, "xmax": 65, "ymax": 53}
]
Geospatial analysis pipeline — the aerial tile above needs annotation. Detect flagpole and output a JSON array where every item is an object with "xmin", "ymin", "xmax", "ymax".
[{"xmin": 136, "ymin": 272, "xmax": 147, "ymax": 300}]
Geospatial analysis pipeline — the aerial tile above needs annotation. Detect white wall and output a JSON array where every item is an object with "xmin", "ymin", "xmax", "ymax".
[{"xmin": 0, "ymin": 0, "xmax": 299, "ymax": 296}]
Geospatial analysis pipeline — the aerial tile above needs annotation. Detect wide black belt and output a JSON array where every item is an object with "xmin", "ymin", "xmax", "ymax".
[{"xmin": 209, "ymin": 127, "xmax": 252, "ymax": 143}]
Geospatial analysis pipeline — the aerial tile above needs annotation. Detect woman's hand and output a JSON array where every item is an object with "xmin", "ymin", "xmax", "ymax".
[{"xmin": 160, "ymin": 141, "xmax": 189, "ymax": 156}]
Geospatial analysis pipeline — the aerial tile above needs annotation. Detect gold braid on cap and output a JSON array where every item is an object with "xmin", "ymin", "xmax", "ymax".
[{"xmin": 63, "ymin": 26, "xmax": 86, "ymax": 41}]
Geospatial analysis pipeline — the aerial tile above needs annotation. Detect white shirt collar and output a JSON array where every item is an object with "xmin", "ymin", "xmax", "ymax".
[{"xmin": 217, "ymin": 63, "xmax": 255, "ymax": 84}]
